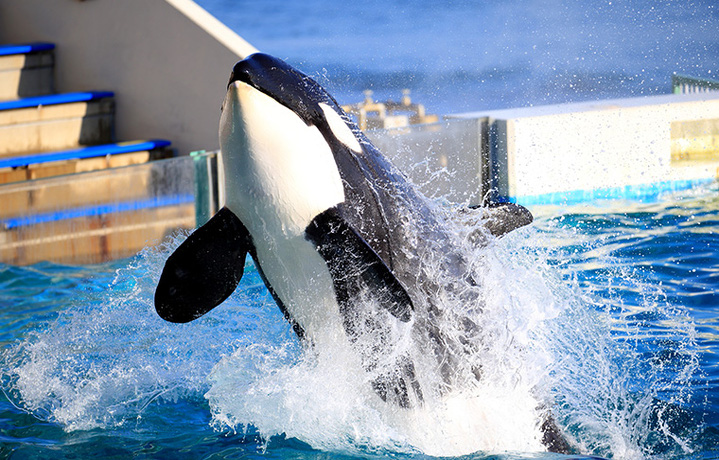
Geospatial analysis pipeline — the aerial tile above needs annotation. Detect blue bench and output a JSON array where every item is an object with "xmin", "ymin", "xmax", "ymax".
[
  {"xmin": 0, "ymin": 91, "xmax": 114, "ymax": 111},
  {"xmin": 0, "ymin": 140, "xmax": 173, "ymax": 169},
  {"xmin": 0, "ymin": 42, "xmax": 55, "ymax": 57}
]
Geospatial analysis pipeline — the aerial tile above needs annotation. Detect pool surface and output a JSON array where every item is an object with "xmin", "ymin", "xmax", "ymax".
[{"xmin": 1, "ymin": 184, "xmax": 718, "ymax": 459}]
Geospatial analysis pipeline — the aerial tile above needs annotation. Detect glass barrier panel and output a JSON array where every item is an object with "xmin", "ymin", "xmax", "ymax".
[
  {"xmin": 0, "ymin": 152, "xmax": 218, "ymax": 265},
  {"xmin": 366, "ymin": 118, "xmax": 486, "ymax": 205}
]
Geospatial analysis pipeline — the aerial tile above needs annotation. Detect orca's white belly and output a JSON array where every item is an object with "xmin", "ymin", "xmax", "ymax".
[{"xmin": 251, "ymin": 231, "xmax": 345, "ymax": 345}]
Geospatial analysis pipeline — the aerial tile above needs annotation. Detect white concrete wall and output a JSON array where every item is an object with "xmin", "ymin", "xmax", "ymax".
[
  {"xmin": 455, "ymin": 92, "xmax": 719, "ymax": 203},
  {"xmin": 0, "ymin": 0, "xmax": 258, "ymax": 155}
]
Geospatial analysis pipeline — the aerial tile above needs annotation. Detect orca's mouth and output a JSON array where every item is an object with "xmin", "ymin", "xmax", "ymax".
[{"xmin": 227, "ymin": 54, "xmax": 266, "ymax": 90}]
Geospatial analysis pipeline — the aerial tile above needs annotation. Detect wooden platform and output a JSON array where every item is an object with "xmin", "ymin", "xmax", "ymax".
[
  {"xmin": 0, "ymin": 139, "xmax": 173, "ymax": 185},
  {"xmin": 0, "ymin": 42, "xmax": 54, "ymax": 100},
  {"xmin": 0, "ymin": 92, "xmax": 115, "ymax": 155}
]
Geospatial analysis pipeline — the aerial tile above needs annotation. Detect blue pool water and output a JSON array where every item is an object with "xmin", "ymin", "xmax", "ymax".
[{"xmin": 1, "ymin": 184, "xmax": 718, "ymax": 459}]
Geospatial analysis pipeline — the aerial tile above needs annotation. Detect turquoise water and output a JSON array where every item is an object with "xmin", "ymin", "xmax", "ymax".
[{"xmin": 1, "ymin": 184, "xmax": 718, "ymax": 459}]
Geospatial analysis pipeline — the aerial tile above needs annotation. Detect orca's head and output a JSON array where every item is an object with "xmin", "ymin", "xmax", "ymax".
[
  {"xmin": 227, "ymin": 53, "xmax": 336, "ymax": 127},
  {"xmin": 219, "ymin": 53, "xmax": 360, "ymax": 235},
  {"xmin": 222, "ymin": 53, "xmax": 363, "ymax": 153}
]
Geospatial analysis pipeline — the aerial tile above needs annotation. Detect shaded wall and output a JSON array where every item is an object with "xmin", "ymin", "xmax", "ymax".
[{"xmin": 0, "ymin": 0, "xmax": 257, "ymax": 155}]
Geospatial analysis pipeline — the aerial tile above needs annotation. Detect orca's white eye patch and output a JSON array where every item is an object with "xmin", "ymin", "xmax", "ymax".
[{"xmin": 319, "ymin": 103, "xmax": 362, "ymax": 153}]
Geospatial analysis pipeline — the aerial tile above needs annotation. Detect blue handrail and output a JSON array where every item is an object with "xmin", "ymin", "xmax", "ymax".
[{"xmin": 1, "ymin": 194, "xmax": 194, "ymax": 230}]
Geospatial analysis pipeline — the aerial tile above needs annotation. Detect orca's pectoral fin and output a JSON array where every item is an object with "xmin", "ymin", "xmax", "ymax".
[
  {"xmin": 155, "ymin": 207, "xmax": 251, "ymax": 323},
  {"xmin": 306, "ymin": 208, "xmax": 420, "ymax": 410},
  {"xmin": 305, "ymin": 207, "xmax": 413, "ymax": 322},
  {"xmin": 468, "ymin": 202, "xmax": 533, "ymax": 238}
]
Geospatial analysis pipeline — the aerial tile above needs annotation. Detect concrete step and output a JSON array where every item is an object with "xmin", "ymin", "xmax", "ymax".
[
  {"xmin": 0, "ymin": 139, "xmax": 173, "ymax": 185},
  {"xmin": 0, "ymin": 42, "xmax": 55, "ymax": 101},
  {"xmin": 0, "ymin": 91, "xmax": 115, "ymax": 155}
]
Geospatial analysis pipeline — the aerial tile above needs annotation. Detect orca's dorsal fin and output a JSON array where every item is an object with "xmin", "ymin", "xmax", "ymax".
[
  {"xmin": 305, "ymin": 207, "xmax": 413, "ymax": 322},
  {"xmin": 155, "ymin": 207, "xmax": 251, "ymax": 323}
]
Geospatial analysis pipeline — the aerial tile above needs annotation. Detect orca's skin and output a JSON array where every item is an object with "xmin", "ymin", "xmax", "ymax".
[{"xmin": 154, "ymin": 53, "xmax": 568, "ymax": 452}]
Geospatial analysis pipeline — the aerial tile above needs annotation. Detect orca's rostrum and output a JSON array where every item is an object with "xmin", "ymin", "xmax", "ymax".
[{"xmin": 155, "ymin": 53, "xmax": 568, "ymax": 453}]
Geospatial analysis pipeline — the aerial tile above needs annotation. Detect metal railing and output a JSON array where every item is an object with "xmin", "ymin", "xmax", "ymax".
[{"xmin": 672, "ymin": 74, "xmax": 719, "ymax": 94}]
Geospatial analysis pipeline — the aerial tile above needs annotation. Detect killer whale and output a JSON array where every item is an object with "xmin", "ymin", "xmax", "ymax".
[{"xmin": 154, "ymin": 53, "xmax": 567, "ymax": 452}]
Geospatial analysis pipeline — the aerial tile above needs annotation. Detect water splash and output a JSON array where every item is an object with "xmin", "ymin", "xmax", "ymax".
[
  {"xmin": 1, "ymin": 231, "xmax": 294, "ymax": 432},
  {"xmin": 530, "ymin": 200, "xmax": 707, "ymax": 459},
  {"xmin": 205, "ymin": 209, "xmax": 571, "ymax": 456},
  {"xmin": 0, "ymin": 197, "xmax": 707, "ymax": 459}
]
